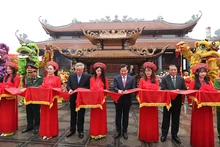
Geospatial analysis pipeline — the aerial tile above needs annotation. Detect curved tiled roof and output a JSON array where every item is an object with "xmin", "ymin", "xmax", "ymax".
[
  {"xmin": 39, "ymin": 12, "xmax": 202, "ymax": 33},
  {"xmin": 33, "ymin": 38, "xmax": 197, "ymax": 49}
]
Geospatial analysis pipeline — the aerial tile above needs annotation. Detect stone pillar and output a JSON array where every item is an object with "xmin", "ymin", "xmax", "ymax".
[{"xmin": 158, "ymin": 55, "xmax": 162, "ymax": 71}]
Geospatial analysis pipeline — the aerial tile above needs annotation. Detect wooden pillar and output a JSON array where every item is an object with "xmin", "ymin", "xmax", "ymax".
[{"xmin": 86, "ymin": 64, "xmax": 91, "ymax": 74}]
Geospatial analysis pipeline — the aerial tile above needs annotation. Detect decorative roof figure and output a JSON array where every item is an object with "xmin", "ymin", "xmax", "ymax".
[{"xmin": 112, "ymin": 15, "xmax": 121, "ymax": 22}]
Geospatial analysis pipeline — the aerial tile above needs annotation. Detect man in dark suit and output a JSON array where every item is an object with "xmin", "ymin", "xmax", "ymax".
[
  {"xmin": 113, "ymin": 64, "xmax": 135, "ymax": 140},
  {"xmin": 22, "ymin": 65, "xmax": 43, "ymax": 134},
  {"xmin": 66, "ymin": 62, "xmax": 90, "ymax": 138},
  {"xmin": 160, "ymin": 65, "xmax": 187, "ymax": 144}
]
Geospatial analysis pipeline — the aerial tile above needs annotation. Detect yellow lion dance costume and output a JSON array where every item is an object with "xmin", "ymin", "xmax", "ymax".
[{"xmin": 176, "ymin": 39, "xmax": 220, "ymax": 81}]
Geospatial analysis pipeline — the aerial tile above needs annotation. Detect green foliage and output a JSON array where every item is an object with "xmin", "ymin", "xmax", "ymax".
[
  {"xmin": 214, "ymin": 29, "xmax": 220, "ymax": 37},
  {"xmin": 156, "ymin": 69, "xmax": 167, "ymax": 75}
]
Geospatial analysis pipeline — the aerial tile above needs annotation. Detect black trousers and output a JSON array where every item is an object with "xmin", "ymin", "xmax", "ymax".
[
  {"xmin": 115, "ymin": 94, "xmax": 132, "ymax": 133},
  {"xmin": 69, "ymin": 94, "xmax": 85, "ymax": 133},
  {"xmin": 26, "ymin": 104, "xmax": 40, "ymax": 129},
  {"xmin": 161, "ymin": 95, "xmax": 182, "ymax": 137}
]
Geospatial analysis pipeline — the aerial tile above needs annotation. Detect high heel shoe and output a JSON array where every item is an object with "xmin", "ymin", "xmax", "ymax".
[
  {"xmin": 0, "ymin": 133, "xmax": 5, "ymax": 136},
  {"xmin": 43, "ymin": 136, "xmax": 47, "ymax": 140},
  {"xmin": 1, "ymin": 132, "xmax": 14, "ymax": 136}
]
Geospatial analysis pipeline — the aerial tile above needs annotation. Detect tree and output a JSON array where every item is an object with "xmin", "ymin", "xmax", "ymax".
[{"xmin": 214, "ymin": 29, "xmax": 220, "ymax": 37}]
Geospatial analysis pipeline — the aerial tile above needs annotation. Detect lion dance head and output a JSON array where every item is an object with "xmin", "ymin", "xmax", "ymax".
[
  {"xmin": 176, "ymin": 39, "xmax": 220, "ymax": 81},
  {"xmin": 16, "ymin": 43, "xmax": 40, "ymax": 87}
]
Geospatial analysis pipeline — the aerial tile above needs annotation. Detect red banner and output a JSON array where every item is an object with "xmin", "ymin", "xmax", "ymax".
[
  {"xmin": 137, "ymin": 90, "xmax": 171, "ymax": 109},
  {"xmin": 165, "ymin": 90, "xmax": 198, "ymax": 100},
  {"xmin": 4, "ymin": 88, "xmax": 21, "ymax": 95},
  {"xmin": 20, "ymin": 87, "xmax": 70, "ymax": 108},
  {"xmin": 52, "ymin": 88, "xmax": 71, "ymax": 101},
  {"xmin": 0, "ymin": 88, "xmax": 20, "ymax": 100},
  {"xmin": 192, "ymin": 91, "xmax": 220, "ymax": 108},
  {"xmin": 74, "ymin": 88, "xmax": 140, "ymax": 111},
  {"xmin": 2, "ymin": 87, "xmax": 220, "ymax": 110},
  {"xmin": 168, "ymin": 90, "xmax": 197, "ymax": 95},
  {"xmin": 69, "ymin": 88, "xmax": 90, "ymax": 95},
  {"xmin": 76, "ymin": 90, "xmax": 105, "ymax": 111},
  {"xmin": 103, "ymin": 88, "xmax": 140, "ymax": 102}
]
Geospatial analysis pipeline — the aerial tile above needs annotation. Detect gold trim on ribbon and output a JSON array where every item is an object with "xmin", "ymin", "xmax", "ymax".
[
  {"xmin": 136, "ymin": 96, "xmax": 171, "ymax": 110},
  {"xmin": 0, "ymin": 94, "xmax": 16, "ymax": 100},
  {"xmin": 101, "ymin": 96, "xmax": 106, "ymax": 105},
  {"xmin": 23, "ymin": 95, "xmax": 62, "ymax": 109},
  {"xmin": 197, "ymin": 102, "xmax": 220, "ymax": 108},
  {"xmin": 24, "ymin": 100, "xmax": 50, "ymax": 106},
  {"xmin": 75, "ymin": 96, "xmax": 106, "ymax": 111},
  {"xmin": 140, "ymin": 103, "xmax": 171, "ymax": 109},
  {"xmin": 76, "ymin": 105, "xmax": 103, "ymax": 112},
  {"xmin": 189, "ymin": 96, "xmax": 220, "ymax": 108}
]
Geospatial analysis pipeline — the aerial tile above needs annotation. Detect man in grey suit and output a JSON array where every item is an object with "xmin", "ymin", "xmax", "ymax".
[
  {"xmin": 113, "ymin": 64, "xmax": 135, "ymax": 140},
  {"xmin": 160, "ymin": 65, "xmax": 187, "ymax": 144},
  {"xmin": 66, "ymin": 62, "xmax": 90, "ymax": 138}
]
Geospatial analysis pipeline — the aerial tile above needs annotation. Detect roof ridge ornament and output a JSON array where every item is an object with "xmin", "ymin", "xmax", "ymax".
[
  {"xmin": 38, "ymin": 16, "xmax": 51, "ymax": 27},
  {"xmin": 15, "ymin": 30, "xmax": 33, "ymax": 44},
  {"xmin": 154, "ymin": 16, "xmax": 164, "ymax": 22},
  {"xmin": 72, "ymin": 18, "xmax": 81, "ymax": 24},
  {"xmin": 89, "ymin": 15, "xmax": 145, "ymax": 23},
  {"xmin": 186, "ymin": 11, "xmax": 202, "ymax": 24}
]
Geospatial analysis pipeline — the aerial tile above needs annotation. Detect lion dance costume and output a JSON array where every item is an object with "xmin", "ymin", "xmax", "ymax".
[
  {"xmin": 0, "ymin": 43, "xmax": 10, "ymax": 82},
  {"xmin": 176, "ymin": 39, "xmax": 220, "ymax": 81}
]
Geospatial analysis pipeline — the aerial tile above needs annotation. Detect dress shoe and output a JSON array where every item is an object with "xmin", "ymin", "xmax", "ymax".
[
  {"xmin": 122, "ymin": 132, "xmax": 128, "ymax": 140},
  {"xmin": 22, "ymin": 128, "xmax": 33, "ymax": 133},
  {"xmin": 33, "ymin": 129, "xmax": 38, "ymax": 134},
  {"xmin": 160, "ymin": 135, "xmax": 167, "ymax": 142},
  {"xmin": 114, "ymin": 132, "xmax": 121, "ymax": 139},
  {"xmin": 66, "ymin": 130, "xmax": 75, "ymax": 137},
  {"xmin": 172, "ymin": 136, "xmax": 181, "ymax": 144},
  {"xmin": 78, "ymin": 132, "xmax": 84, "ymax": 138}
]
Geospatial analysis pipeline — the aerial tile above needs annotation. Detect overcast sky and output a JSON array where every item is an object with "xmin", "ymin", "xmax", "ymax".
[{"xmin": 0, "ymin": 0, "xmax": 219, "ymax": 53}]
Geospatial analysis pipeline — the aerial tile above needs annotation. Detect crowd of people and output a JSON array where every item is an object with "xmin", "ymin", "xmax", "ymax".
[{"xmin": 0, "ymin": 61, "xmax": 219, "ymax": 147}]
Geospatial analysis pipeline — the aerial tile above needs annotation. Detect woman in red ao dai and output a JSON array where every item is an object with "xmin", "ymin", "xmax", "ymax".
[
  {"xmin": 40, "ymin": 61, "xmax": 61, "ymax": 140},
  {"xmin": 189, "ymin": 63, "xmax": 215, "ymax": 147},
  {"xmin": 138, "ymin": 62, "xmax": 159, "ymax": 142},
  {"xmin": 0, "ymin": 62, "xmax": 20, "ymax": 136},
  {"xmin": 90, "ymin": 62, "xmax": 109, "ymax": 140}
]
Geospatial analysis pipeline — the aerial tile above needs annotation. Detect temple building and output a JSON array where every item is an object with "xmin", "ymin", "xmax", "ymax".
[{"xmin": 16, "ymin": 13, "xmax": 202, "ymax": 75}]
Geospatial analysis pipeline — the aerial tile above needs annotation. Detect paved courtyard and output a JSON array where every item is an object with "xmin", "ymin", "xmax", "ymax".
[{"xmin": 0, "ymin": 101, "xmax": 219, "ymax": 147}]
